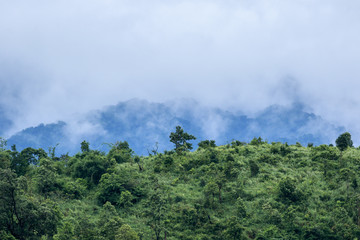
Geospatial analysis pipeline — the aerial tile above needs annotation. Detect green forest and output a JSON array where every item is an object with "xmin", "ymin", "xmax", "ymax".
[{"xmin": 1, "ymin": 128, "xmax": 360, "ymax": 240}]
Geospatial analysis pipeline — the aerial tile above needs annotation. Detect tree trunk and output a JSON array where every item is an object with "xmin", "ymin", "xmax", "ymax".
[
  {"xmin": 137, "ymin": 163, "xmax": 143, "ymax": 171},
  {"xmin": 218, "ymin": 186, "xmax": 222, "ymax": 203}
]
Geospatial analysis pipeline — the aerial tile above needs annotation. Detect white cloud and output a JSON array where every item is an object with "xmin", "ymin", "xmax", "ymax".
[{"xmin": 1, "ymin": 0, "xmax": 360, "ymax": 140}]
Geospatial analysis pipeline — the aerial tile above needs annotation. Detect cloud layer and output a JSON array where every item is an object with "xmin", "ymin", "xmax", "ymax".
[
  {"xmin": 1, "ymin": 1, "xmax": 360, "ymax": 141},
  {"xmin": 7, "ymin": 99, "xmax": 344, "ymax": 155}
]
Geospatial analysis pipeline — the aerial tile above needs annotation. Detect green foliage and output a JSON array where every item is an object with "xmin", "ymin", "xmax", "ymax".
[
  {"xmin": 133, "ymin": 156, "xmax": 143, "ymax": 171},
  {"xmin": 73, "ymin": 213, "xmax": 98, "ymax": 240},
  {"xmin": 231, "ymin": 140, "xmax": 246, "ymax": 147},
  {"xmin": 70, "ymin": 151, "xmax": 109, "ymax": 185},
  {"xmin": 35, "ymin": 158, "xmax": 61, "ymax": 196},
  {"xmin": 249, "ymin": 159, "xmax": 259, "ymax": 177},
  {"xmin": 115, "ymin": 224, "xmax": 139, "ymax": 240},
  {"xmin": 222, "ymin": 216, "xmax": 245, "ymax": 240},
  {"xmin": 0, "ymin": 169, "xmax": 61, "ymax": 239},
  {"xmin": 204, "ymin": 181, "xmax": 218, "ymax": 208},
  {"xmin": 4, "ymin": 136, "xmax": 360, "ymax": 240},
  {"xmin": 48, "ymin": 143, "xmax": 60, "ymax": 160},
  {"xmin": 119, "ymin": 190, "xmax": 134, "ymax": 208},
  {"xmin": 198, "ymin": 140, "xmax": 216, "ymax": 149},
  {"xmin": 81, "ymin": 140, "xmax": 90, "ymax": 153},
  {"xmin": 97, "ymin": 166, "xmax": 142, "ymax": 206},
  {"xmin": 97, "ymin": 202, "xmax": 123, "ymax": 240},
  {"xmin": 0, "ymin": 230, "xmax": 16, "ymax": 240},
  {"xmin": 144, "ymin": 180, "xmax": 169, "ymax": 240},
  {"xmin": 235, "ymin": 198, "xmax": 247, "ymax": 218},
  {"xmin": 170, "ymin": 126, "xmax": 196, "ymax": 154},
  {"xmin": 53, "ymin": 221, "xmax": 75, "ymax": 240},
  {"xmin": 256, "ymin": 225, "xmax": 285, "ymax": 239},
  {"xmin": 61, "ymin": 178, "xmax": 87, "ymax": 199},
  {"xmin": 0, "ymin": 151, "xmax": 11, "ymax": 169},
  {"xmin": 336, "ymin": 132, "xmax": 353, "ymax": 151},
  {"xmin": 312, "ymin": 144, "xmax": 340, "ymax": 161},
  {"xmin": 278, "ymin": 177, "xmax": 304, "ymax": 204},
  {"xmin": 250, "ymin": 137, "xmax": 263, "ymax": 146},
  {"xmin": 10, "ymin": 147, "xmax": 47, "ymax": 175},
  {"xmin": 108, "ymin": 141, "xmax": 133, "ymax": 163},
  {"xmin": 97, "ymin": 172, "xmax": 129, "ymax": 205}
]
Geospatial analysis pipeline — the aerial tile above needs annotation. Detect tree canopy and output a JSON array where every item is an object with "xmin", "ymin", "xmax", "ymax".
[
  {"xmin": 1, "ymin": 132, "xmax": 360, "ymax": 239},
  {"xmin": 335, "ymin": 132, "xmax": 353, "ymax": 151},
  {"xmin": 169, "ymin": 126, "xmax": 196, "ymax": 154}
]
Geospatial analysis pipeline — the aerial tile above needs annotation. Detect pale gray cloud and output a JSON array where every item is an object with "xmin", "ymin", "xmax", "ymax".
[{"xmin": 1, "ymin": 0, "xmax": 360, "ymax": 142}]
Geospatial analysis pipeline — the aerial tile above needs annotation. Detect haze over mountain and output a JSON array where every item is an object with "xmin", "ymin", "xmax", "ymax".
[
  {"xmin": 1, "ymin": 1, "xmax": 360, "ymax": 147},
  {"xmin": 4, "ymin": 99, "xmax": 344, "ymax": 155}
]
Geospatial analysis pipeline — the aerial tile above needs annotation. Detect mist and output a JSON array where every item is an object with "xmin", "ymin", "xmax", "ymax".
[{"xmin": 1, "ymin": 0, "xmax": 360, "ymax": 142}]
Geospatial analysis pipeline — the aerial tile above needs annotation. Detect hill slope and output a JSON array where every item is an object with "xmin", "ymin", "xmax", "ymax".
[{"xmin": 1, "ymin": 139, "xmax": 360, "ymax": 239}]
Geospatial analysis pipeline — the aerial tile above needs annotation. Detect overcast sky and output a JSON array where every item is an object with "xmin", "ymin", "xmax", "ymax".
[{"xmin": 1, "ymin": 0, "xmax": 360, "ymax": 139}]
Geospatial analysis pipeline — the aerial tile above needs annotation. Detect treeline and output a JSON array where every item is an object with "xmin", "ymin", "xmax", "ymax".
[{"xmin": 0, "ymin": 129, "xmax": 360, "ymax": 239}]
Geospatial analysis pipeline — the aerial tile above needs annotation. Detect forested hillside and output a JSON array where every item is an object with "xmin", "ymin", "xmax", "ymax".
[{"xmin": 1, "ymin": 129, "xmax": 360, "ymax": 239}]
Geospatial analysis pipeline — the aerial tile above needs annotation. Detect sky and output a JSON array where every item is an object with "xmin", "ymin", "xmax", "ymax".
[{"xmin": 1, "ymin": 0, "xmax": 360, "ymax": 141}]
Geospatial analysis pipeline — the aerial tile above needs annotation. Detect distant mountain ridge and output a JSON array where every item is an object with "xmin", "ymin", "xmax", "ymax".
[{"xmin": 5, "ymin": 99, "xmax": 344, "ymax": 155}]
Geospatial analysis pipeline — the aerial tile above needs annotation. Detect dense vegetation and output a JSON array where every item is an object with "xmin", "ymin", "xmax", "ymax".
[{"xmin": 1, "ymin": 129, "xmax": 360, "ymax": 239}]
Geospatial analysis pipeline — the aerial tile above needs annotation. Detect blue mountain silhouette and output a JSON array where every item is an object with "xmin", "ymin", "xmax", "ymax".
[{"xmin": 5, "ymin": 99, "xmax": 344, "ymax": 155}]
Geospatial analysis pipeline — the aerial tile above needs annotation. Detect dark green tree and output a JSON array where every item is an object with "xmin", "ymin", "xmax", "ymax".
[
  {"xmin": 235, "ymin": 198, "xmax": 247, "ymax": 218},
  {"xmin": 35, "ymin": 158, "xmax": 60, "ymax": 196},
  {"xmin": 97, "ymin": 202, "xmax": 123, "ymax": 240},
  {"xmin": 145, "ymin": 180, "xmax": 169, "ymax": 240},
  {"xmin": 53, "ymin": 221, "xmax": 75, "ymax": 240},
  {"xmin": 0, "ymin": 230, "xmax": 16, "ymax": 240},
  {"xmin": 198, "ymin": 140, "xmax": 216, "ymax": 149},
  {"xmin": 107, "ymin": 141, "xmax": 133, "ymax": 163},
  {"xmin": 71, "ymin": 151, "xmax": 109, "ymax": 185},
  {"xmin": 249, "ymin": 159, "xmax": 259, "ymax": 177},
  {"xmin": 97, "ymin": 166, "xmax": 141, "ymax": 206},
  {"xmin": 0, "ymin": 150, "xmax": 11, "ymax": 169},
  {"xmin": 10, "ymin": 147, "xmax": 47, "ymax": 176},
  {"xmin": 115, "ymin": 224, "xmax": 139, "ymax": 240},
  {"xmin": 134, "ymin": 156, "xmax": 143, "ymax": 171},
  {"xmin": 222, "ymin": 217, "xmax": 245, "ymax": 240},
  {"xmin": 119, "ymin": 190, "xmax": 134, "ymax": 208},
  {"xmin": 278, "ymin": 177, "xmax": 303, "ymax": 203},
  {"xmin": 169, "ymin": 126, "xmax": 196, "ymax": 154},
  {"xmin": 81, "ymin": 140, "xmax": 90, "ymax": 153},
  {"xmin": 204, "ymin": 181, "xmax": 218, "ymax": 208},
  {"xmin": 73, "ymin": 214, "xmax": 98, "ymax": 240},
  {"xmin": 0, "ymin": 169, "xmax": 61, "ymax": 239},
  {"xmin": 250, "ymin": 137, "xmax": 263, "ymax": 145},
  {"xmin": 335, "ymin": 132, "xmax": 353, "ymax": 151}
]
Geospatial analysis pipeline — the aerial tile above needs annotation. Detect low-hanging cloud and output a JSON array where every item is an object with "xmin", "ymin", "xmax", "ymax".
[{"xmin": 1, "ymin": 0, "xmax": 360, "ymax": 142}]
